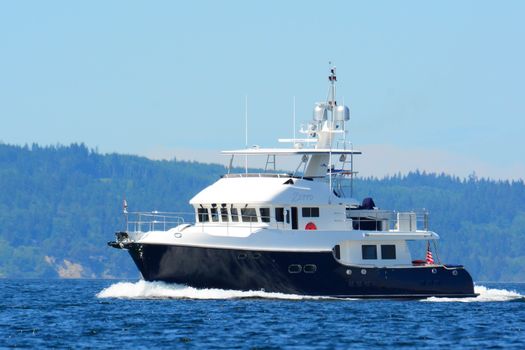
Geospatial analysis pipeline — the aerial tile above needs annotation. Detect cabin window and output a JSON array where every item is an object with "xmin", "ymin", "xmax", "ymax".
[
  {"xmin": 333, "ymin": 245, "xmax": 341, "ymax": 260},
  {"xmin": 291, "ymin": 207, "xmax": 298, "ymax": 230},
  {"xmin": 210, "ymin": 207, "xmax": 219, "ymax": 222},
  {"xmin": 302, "ymin": 207, "xmax": 320, "ymax": 218},
  {"xmin": 197, "ymin": 208, "xmax": 209, "ymax": 222},
  {"xmin": 275, "ymin": 207, "xmax": 284, "ymax": 222},
  {"xmin": 362, "ymin": 245, "xmax": 377, "ymax": 260},
  {"xmin": 241, "ymin": 208, "xmax": 258, "ymax": 223},
  {"xmin": 231, "ymin": 208, "xmax": 239, "ymax": 222},
  {"xmin": 260, "ymin": 208, "xmax": 270, "ymax": 223},
  {"xmin": 220, "ymin": 207, "xmax": 229, "ymax": 222},
  {"xmin": 381, "ymin": 245, "xmax": 396, "ymax": 259}
]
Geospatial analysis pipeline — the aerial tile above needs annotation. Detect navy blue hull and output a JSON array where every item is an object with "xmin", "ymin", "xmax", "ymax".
[{"xmin": 124, "ymin": 243, "xmax": 476, "ymax": 298}]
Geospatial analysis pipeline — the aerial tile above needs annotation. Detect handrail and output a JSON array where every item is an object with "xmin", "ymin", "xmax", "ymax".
[
  {"xmin": 347, "ymin": 209, "xmax": 429, "ymax": 232},
  {"xmin": 125, "ymin": 211, "xmax": 190, "ymax": 233},
  {"xmin": 222, "ymin": 173, "xmax": 293, "ymax": 179},
  {"xmin": 124, "ymin": 208, "xmax": 430, "ymax": 234}
]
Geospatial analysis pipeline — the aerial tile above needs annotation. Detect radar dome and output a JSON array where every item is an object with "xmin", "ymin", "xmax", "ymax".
[
  {"xmin": 334, "ymin": 105, "xmax": 350, "ymax": 121},
  {"xmin": 313, "ymin": 103, "xmax": 327, "ymax": 121}
]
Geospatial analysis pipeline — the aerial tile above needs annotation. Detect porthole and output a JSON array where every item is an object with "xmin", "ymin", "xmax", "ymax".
[
  {"xmin": 431, "ymin": 268, "xmax": 437, "ymax": 274},
  {"xmin": 288, "ymin": 264, "xmax": 302, "ymax": 274},
  {"xmin": 237, "ymin": 253, "xmax": 247, "ymax": 260},
  {"xmin": 452, "ymin": 270, "xmax": 458, "ymax": 276},
  {"xmin": 361, "ymin": 269, "xmax": 367, "ymax": 275},
  {"xmin": 174, "ymin": 232, "xmax": 182, "ymax": 238},
  {"xmin": 252, "ymin": 253, "xmax": 261, "ymax": 259},
  {"xmin": 304, "ymin": 264, "xmax": 317, "ymax": 273},
  {"xmin": 346, "ymin": 269, "xmax": 352, "ymax": 275}
]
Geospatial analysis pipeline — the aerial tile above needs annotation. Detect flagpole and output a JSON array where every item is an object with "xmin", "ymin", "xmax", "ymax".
[
  {"xmin": 432, "ymin": 240, "xmax": 441, "ymax": 265},
  {"xmin": 426, "ymin": 241, "xmax": 435, "ymax": 265},
  {"xmin": 123, "ymin": 197, "xmax": 128, "ymax": 232}
]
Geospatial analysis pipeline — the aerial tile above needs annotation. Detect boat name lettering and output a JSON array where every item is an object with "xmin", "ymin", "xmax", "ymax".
[{"xmin": 291, "ymin": 193, "xmax": 314, "ymax": 202}]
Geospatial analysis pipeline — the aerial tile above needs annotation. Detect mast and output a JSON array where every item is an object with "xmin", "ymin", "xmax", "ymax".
[
  {"xmin": 303, "ymin": 66, "xmax": 340, "ymax": 179},
  {"xmin": 223, "ymin": 66, "xmax": 355, "ymax": 193},
  {"xmin": 328, "ymin": 66, "xmax": 336, "ymax": 200}
]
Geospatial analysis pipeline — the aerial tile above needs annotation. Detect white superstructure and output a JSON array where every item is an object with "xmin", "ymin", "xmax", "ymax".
[{"xmin": 127, "ymin": 66, "xmax": 438, "ymax": 268}]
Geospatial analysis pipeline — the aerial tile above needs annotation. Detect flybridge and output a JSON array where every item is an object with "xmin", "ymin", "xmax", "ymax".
[
  {"xmin": 221, "ymin": 148, "xmax": 362, "ymax": 156},
  {"xmin": 223, "ymin": 66, "xmax": 360, "ymax": 195}
]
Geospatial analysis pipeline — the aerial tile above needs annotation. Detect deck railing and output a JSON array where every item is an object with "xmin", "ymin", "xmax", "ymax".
[
  {"xmin": 348, "ymin": 209, "xmax": 429, "ymax": 232},
  {"xmin": 124, "ymin": 211, "xmax": 270, "ymax": 235},
  {"xmin": 123, "ymin": 209, "xmax": 430, "ymax": 235},
  {"xmin": 125, "ymin": 211, "xmax": 190, "ymax": 233}
]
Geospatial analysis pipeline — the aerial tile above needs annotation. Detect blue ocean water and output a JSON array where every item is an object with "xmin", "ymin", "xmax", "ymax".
[{"xmin": 1, "ymin": 280, "xmax": 524, "ymax": 349}]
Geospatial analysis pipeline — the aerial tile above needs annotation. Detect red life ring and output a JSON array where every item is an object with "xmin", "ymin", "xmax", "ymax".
[{"xmin": 305, "ymin": 222, "xmax": 317, "ymax": 230}]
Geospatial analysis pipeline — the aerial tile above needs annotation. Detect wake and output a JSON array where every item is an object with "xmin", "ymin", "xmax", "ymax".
[
  {"xmin": 423, "ymin": 285, "xmax": 524, "ymax": 303},
  {"xmin": 96, "ymin": 280, "xmax": 332, "ymax": 300},
  {"xmin": 97, "ymin": 280, "xmax": 523, "ymax": 302}
]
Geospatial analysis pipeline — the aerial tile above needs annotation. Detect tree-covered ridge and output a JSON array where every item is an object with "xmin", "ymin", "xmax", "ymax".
[
  {"xmin": 0, "ymin": 143, "xmax": 225, "ymax": 278},
  {"xmin": 0, "ymin": 143, "xmax": 523, "ymax": 281}
]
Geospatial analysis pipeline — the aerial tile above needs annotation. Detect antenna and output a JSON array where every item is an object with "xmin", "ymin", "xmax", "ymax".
[
  {"xmin": 342, "ymin": 96, "xmax": 346, "ymax": 142},
  {"xmin": 245, "ymin": 95, "xmax": 248, "ymax": 174},
  {"xmin": 293, "ymin": 96, "xmax": 296, "ymax": 142}
]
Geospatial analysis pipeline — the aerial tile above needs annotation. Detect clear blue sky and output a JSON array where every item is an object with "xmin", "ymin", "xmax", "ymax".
[{"xmin": 1, "ymin": 1, "xmax": 524, "ymax": 179}]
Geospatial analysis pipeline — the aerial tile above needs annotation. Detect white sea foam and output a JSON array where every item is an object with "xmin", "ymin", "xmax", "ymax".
[
  {"xmin": 97, "ymin": 281, "xmax": 523, "ymax": 302},
  {"xmin": 96, "ymin": 280, "xmax": 333, "ymax": 300},
  {"xmin": 423, "ymin": 285, "xmax": 524, "ymax": 303}
]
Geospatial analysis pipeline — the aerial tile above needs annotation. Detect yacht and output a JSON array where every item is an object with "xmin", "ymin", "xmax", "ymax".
[{"xmin": 109, "ymin": 68, "xmax": 477, "ymax": 298}]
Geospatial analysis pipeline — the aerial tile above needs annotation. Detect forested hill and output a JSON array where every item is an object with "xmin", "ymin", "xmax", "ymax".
[
  {"xmin": 0, "ymin": 143, "xmax": 226, "ymax": 279},
  {"xmin": 0, "ymin": 143, "xmax": 524, "ymax": 281}
]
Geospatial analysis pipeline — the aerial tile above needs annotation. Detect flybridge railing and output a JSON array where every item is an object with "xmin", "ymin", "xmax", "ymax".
[
  {"xmin": 222, "ymin": 173, "xmax": 293, "ymax": 179},
  {"xmin": 124, "ymin": 211, "xmax": 192, "ymax": 233}
]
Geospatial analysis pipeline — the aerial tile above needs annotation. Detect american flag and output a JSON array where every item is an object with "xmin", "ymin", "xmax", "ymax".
[{"xmin": 426, "ymin": 242, "xmax": 434, "ymax": 265}]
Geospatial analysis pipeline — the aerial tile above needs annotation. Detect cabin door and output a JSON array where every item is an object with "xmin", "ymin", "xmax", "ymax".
[{"xmin": 291, "ymin": 207, "xmax": 298, "ymax": 230}]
